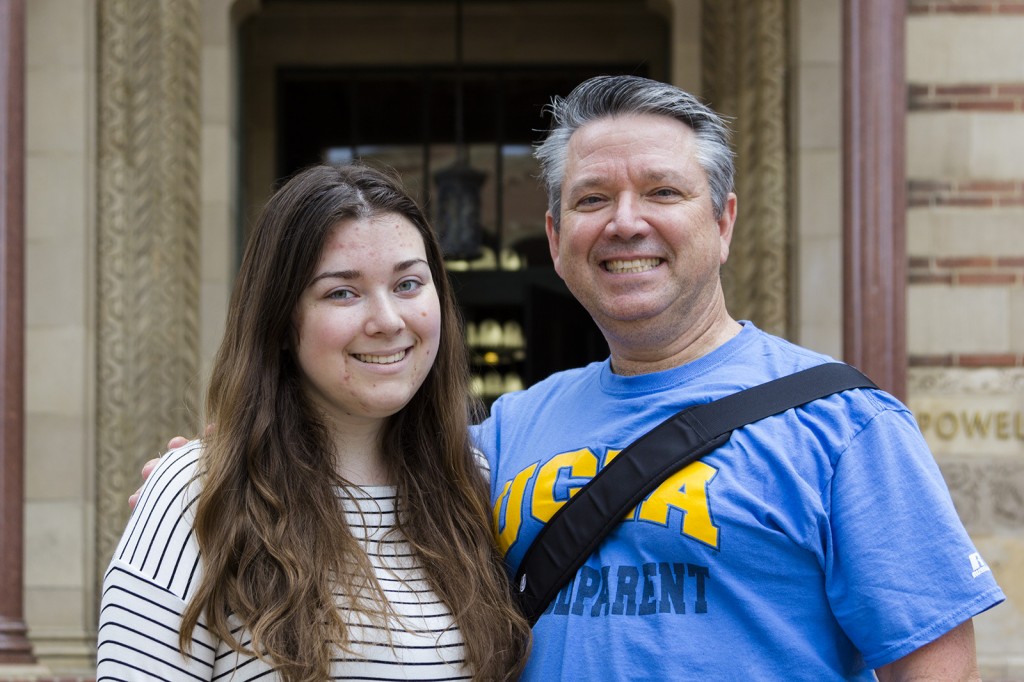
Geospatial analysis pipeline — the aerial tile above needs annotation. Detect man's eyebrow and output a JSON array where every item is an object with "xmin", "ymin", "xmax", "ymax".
[
  {"xmin": 640, "ymin": 169, "xmax": 679, "ymax": 183},
  {"xmin": 564, "ymin": 178, "xmax": 610, "ymax": 203},
  {"xmin": 566, "ymin": 176, "xmax": 605, "ymax": 194},
  {"xmin": 567, "ymin": 169, "xmax": 682, "ymax": 194}
]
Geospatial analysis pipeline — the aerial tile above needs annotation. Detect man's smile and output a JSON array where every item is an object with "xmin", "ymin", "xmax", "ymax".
[{"xmin": 602, "ymin": 257, "xmax": 662, "ymax": 274}]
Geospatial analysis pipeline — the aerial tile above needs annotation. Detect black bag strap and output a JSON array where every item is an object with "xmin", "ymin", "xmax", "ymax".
[{"xmin": 512, "ymin": 362, "xmax": 877, "ymax": 626}]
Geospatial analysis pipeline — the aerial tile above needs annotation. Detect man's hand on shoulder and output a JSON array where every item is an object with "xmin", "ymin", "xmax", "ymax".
[{"xmin": 127, "ymin": 435, "xmax": 190, "ymax": 510}]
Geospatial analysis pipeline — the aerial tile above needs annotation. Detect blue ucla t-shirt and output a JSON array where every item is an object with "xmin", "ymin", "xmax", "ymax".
[{"xmin": 472, "ymin": 322, "xmax": 1003, "ymax": 681}]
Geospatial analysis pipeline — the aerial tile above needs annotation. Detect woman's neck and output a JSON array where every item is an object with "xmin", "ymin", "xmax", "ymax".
[{"xmin": 328, "ymin": 419, "xmax": 391, "ymax": 486}]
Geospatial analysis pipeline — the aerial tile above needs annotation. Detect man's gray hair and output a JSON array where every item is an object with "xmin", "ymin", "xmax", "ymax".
[{"xmin": 534, "ymin": 75, "xmax": 735, "ymax": 231}]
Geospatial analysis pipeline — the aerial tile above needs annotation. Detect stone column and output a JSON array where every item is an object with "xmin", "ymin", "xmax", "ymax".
[
  {"xmin": 694, "ymin": 0, "xmax": 790, "ymax": 338},
  {"xmin": 95, "ymin": 0, "xmax": 201, "ymax": 584},
  {"xmin": 842, "ymin": 0, "xmax": 908, "ymax": 399},
  {"xmin": 0, "ymin": 0, "xmax": 35, "ymax": 666},
  {"xmin": 703, "ymin": 0, "xmax": 789, "ymax": 339}
]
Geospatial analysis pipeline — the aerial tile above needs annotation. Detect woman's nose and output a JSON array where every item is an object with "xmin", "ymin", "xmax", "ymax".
[{"xmin": 365, "ymin": 296, "xmax": 405, "ymax": 336}]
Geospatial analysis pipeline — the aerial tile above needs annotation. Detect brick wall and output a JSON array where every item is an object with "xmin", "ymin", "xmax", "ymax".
[
  {"xmin": 909, "ymin": 0, "xmax": 1024, "ymax": 14},
  {"xmin": 909, "ymin": 84, "xmax": 1024, "ymax": 111},
  {"xmin": 906, "ymin": 1, "xmax": 1024, "ymax": 370}
]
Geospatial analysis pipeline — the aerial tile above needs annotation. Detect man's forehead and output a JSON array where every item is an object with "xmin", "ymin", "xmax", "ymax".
[
  {"xmin": 564, "ymin": 119, "xmax": 698, "ymax": 180},
  {"xmin": 571, "ymin": 111, "xmax": 695, "ymax": 139},
  {"xmin": 567, "ymin": 115, "xmax": 694, "ymax": 159}
]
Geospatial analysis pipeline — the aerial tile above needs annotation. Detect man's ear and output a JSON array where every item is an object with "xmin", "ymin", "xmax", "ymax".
[
  {"xmin": 718, "ymin": 193, "xmax": 738, "ymax": 265},
  {"xmin": 545, "ymin": 211, "xmax": 562, "ymax": 278}
]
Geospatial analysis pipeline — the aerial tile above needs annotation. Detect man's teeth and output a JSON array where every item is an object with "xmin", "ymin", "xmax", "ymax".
[
  {"xmin": 354, "ymin": 351, "xmax": 406, "ymax": 364},
  {"xmin": 604, "ymin": 258, "xmax": 660, "ymax": 274}
]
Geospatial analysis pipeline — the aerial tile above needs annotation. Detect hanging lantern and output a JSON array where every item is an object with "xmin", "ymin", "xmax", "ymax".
[
  {"xmin": 435, "ymin": 158, "xmax": 484, "ymax": 260},
  {"xmin": 434, "ymin": 0, "xmax": 483, "ymax": 261}
]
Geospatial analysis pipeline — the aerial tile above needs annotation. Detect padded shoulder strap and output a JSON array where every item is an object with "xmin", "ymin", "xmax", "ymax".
[{"xmin": 512, "ymin": 362, "xmax": 877, "ymax": 625}]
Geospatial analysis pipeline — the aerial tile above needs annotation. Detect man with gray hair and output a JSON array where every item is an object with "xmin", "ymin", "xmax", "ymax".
[{"xmin": 476, "ymin": 74, "xmax": 1002, "ymax": 680}]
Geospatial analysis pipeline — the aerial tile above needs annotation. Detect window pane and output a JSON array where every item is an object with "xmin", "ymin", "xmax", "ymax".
[{"xmin": 502, "ymin": 144, "xmax": 548, "ymax": 266}]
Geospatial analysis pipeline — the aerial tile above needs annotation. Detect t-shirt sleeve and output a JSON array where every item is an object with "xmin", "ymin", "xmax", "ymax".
[
  {"xmin": 97, "ymin": 560, "xmax": 218, "ymax": 680},
  {"xmin": 824, "ymin": 404, "xmax": 1005, "ymax": 668},
  {"xmin": 96, "ymin": 443, "xmax": 219, "ymax": 681},
  {"xmin": 469, "ymin": 413, "xmax": 500, "ymax": 498}
]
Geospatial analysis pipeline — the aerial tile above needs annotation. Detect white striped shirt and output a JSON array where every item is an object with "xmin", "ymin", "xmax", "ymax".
[{"xmin": 97, "ymin": 441, "xmax": 471, "ymax": 681}]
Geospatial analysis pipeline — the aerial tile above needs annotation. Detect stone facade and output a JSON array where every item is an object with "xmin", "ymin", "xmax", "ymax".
[
  {"xmin": 20, "ymin": 0, "xmax": 98, "ymax": 671},
  {"xmin": 905, "ymin": 1, "xmax": 1024, "ymax": 677},
  {"xmin": 2, "ymin": 0, "xmax": 1021, "ymax": 679}
]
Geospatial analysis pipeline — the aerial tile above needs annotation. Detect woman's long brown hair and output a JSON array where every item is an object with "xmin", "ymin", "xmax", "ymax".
[{"xmin": 180, "ymin": 163, "xmax": 530, "ymax": 681}]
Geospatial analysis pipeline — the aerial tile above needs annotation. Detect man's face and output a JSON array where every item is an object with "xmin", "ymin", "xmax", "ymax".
[{"xmin": 546, "ymin": 113, "xmax": 736, "ymax": 348}]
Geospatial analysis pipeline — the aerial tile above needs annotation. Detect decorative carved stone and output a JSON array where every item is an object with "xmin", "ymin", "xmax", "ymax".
[
  {"xmin": 909, "ymin": 367, "xmax": 1024, "ymax": 395},
  {"xmin": 702, "ymin": 0, "xmax": 789, "ymax": 337},
  {"xmin": 990, "ymin": 461, "xmax": 1024, "ymax": 529},
  {"xmin": 95, "ymin": 0, "xmax": 201, "ymax": 589},
  {"xmin": 911, "ymin": 368, "xmax": 1024, "ymax": 535},
  {"xmin": 938, "ymin": 461, "xmax": 984, "ymax": 530}
]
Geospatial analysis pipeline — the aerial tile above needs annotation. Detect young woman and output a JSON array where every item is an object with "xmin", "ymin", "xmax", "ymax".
[{"xmin": 97, "ymin": 163, "xmax": 531, "ymax": 681}]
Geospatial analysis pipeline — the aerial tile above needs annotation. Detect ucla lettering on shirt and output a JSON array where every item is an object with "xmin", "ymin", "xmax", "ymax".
[{"xmin": 493, "ymin": 446, "xmax": 722, "ymax": 555}]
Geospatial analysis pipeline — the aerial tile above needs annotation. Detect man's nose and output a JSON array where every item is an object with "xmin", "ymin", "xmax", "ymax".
[{"xmin": 606, "ymin": 193, "xmax": 650, "ymax": 240}]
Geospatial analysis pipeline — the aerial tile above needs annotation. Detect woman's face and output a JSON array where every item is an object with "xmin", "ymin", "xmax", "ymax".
[{"xmin": 291, "ymin": 213, "xmax": 442, "ymax": 429}]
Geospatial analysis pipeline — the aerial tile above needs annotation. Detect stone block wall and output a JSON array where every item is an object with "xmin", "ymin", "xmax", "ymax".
[
  {"xmin": 5, "ymin": 0, "xmax": 1024, "ymax": 678},
  {"xmin": 21, "ymin": 0, "xmax": 97, "ymax": 671},
  {"xmin": 906, "ymin": 0, "xmax": 1024, "ymax": 676}
]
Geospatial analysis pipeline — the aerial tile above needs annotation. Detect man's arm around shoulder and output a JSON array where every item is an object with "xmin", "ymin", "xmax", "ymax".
[{"xmin": 875, "ymin": 619, "xmax": 981, "ymax": 682}]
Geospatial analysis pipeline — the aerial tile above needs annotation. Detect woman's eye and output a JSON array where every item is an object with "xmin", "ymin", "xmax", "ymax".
[
  {"xmin": 396, "ymin": 279, "xmax": 422, "ymax": 293},
  {"xmin": 327, "ymin": 288, "xmax": 356, "ymax": 300}
]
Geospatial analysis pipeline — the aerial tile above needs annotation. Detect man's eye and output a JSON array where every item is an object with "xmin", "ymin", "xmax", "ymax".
[{"xmin": 577, "ymin": 195, "xmax": 606, "ymax": 208}]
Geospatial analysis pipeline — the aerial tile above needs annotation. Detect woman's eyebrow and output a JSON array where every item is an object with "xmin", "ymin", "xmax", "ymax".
[
  {"xmin": 308, "ymin": 258, "xmax": 428, "ymax": 286},
  {"xmin": 395, "ymin": 258, "xmax": 429, "ymax": 273},
  {"xmin": 309, "ymin": 269, "xmax": 359, "ymax": 285}
]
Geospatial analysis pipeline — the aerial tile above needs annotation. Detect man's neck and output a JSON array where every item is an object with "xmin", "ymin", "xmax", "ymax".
[{"xmin": 607, "ymin": 314, "xmax": 742, "ymax": 377}]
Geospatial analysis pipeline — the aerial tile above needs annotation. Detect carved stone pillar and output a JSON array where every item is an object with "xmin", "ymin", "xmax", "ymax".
[
  {"xmin": 0, "ymin": 0, "xmax": 35, "ymax": 666},
  {"xmin": 702, "ymin": 0, "xmax": 789, "ymax": 337},
  {"xmin": 95, "ymin": 0, "xmax": 201, "ymax": 582},
  {"xmin": 842, "ymin": 0, "xmax": 907, "ymax": 399}
]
